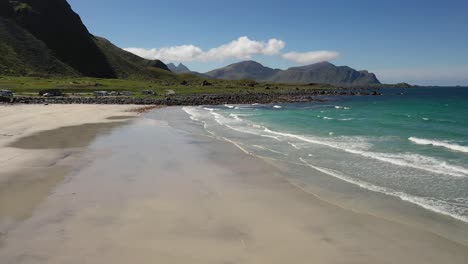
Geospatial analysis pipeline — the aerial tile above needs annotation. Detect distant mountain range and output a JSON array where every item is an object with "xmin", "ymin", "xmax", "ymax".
[
  {"xmin": 205, "ymin": 61, "xmax": 381, "ymax": 86},
  {"xmin": 167, "ymin": 63, "xmax": 191, "ymax": 74},
  {"xmin": 0, "ymin": 0, "xmax": 170, "ymax": 78}
]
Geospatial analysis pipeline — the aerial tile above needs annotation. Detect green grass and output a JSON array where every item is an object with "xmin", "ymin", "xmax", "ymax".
[{"xmin": 0, "ymin": 76, "xmax": 337, "ymax": 98}]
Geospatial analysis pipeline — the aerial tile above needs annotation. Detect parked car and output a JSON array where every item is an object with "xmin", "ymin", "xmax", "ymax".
[
  {"xmin": 141, "ymin": 90, "xmax": 156, "ymax": 95},
  {"xmin": 39, "ymin": 89, "xmax": 63, "ymax": 97},
  {"xmin": 0, "ymin": 89, "xmax": 13, "ymax": 97},
  {"xmin": 119, "ymin": 91, "xmax": 133, "ymax": 96},
  {"xmin": 0, "ymin": 90, "xmax": 14, "ymax": 103},
  {"xmin": 94, "ymin": 91, "xmax": 108, "ymax": 97}
]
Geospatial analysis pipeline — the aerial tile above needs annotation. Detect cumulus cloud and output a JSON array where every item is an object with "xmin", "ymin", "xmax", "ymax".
[
  {"xmin": 124, "ymin": 36, "xmax": 285, "ymax": 62},
  {"xmin": 281, "ymin": 51, "xmax": 339, "ymax": 64},
  {"xmin": 124, "ymin": 45, "xmax": 203, "ymax": 62}
]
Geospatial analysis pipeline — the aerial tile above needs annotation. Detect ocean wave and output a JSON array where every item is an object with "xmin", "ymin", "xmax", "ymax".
[
  {"xmin": 273, "ymin": 105, "xmax": 282, "ymax": 109},
  {"xmin": 263, "ymin": 128, "xmax": 468, "ymax": 177},
  {"xmin": 184, "ymin": 107, "xmax": 468, "ymax": 178},
  {"xmin": 409, "ymin": 137, "xmax": 468, "ymax": 154},
  {"xmin": 299, "ymin": 158, "xmax": 468, "ymax": 223},
  {"xmin": 335, "ymin": 106, "xmax": 351, "ymax": 110}
]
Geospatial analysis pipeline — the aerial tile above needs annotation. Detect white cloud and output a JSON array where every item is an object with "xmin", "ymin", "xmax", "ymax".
[
  {"xmin": 282, "ymin": 51, "xmax": 339, "ymax": 64},
  {"xmin": 124, "ymin": 45, "xmax": 203, "ymax": 62},
  {"xmin": 124, "ymin": 36, "xmax": 285, "ymax": 62}
]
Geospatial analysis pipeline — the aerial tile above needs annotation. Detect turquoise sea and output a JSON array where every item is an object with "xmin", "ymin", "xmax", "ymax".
[{"xmin": 183, "ymin": 87, "xmax": 468, "ymax": 223}]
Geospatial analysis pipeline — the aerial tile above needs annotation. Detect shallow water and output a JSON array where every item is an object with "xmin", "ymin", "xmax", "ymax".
[{"xmin": 183, "ymin": 87, "xmax": 468, "ymax": 223}]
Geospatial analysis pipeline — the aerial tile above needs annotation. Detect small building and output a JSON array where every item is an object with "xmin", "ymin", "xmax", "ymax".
[{"xmin": 142, "ymin": 90, "xmax": 156, "ymax": 95}]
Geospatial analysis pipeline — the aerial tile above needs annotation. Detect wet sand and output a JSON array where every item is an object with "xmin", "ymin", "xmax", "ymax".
[
  {"xmin": 0, "ymin": 105, "xmax": 145, "ymax": 236},
  {"xmin": 1, "ymin": 106, "xmax": 468, "ymax": 263}
]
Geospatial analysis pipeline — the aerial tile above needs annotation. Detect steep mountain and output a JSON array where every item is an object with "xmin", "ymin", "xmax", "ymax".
[
  {"xmin": 205, "ymin": 61, "xmax": 280, "ymax": 81},
  {"xmin": 205, "ymin": 61, "xmax": 381, "ymax": 86},
  {"xmin": 269, "ymin": 62, "xmax": 381, "ymax": 86},
  {"xmin": 93, "ymin": 36, "xmax": 170, "ymax": 79},
  {"xmin": 0, "ymin": 0, "xmax": 170, "ymax": 78},
  {"xmin": 0, "ymin": 16, "xmax": 78, "ymax": 76},
  {"xmin": 167, "ymin": 63, "xmax": 191, "ymax": 73}
]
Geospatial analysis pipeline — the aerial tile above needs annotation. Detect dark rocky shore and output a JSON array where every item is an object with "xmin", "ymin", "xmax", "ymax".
[{"xmin": 2, "ymin": 89, "xmax": 381, "ymax": 106}]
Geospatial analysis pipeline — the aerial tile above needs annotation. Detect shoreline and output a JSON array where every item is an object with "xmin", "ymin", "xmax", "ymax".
[
  {"xmin": 178, "ymin": 106, "xmax": 468, "ymax": 246},
  {"xmin": 1, "ymin": 105, "xmax": 467, "ymax": 263}
]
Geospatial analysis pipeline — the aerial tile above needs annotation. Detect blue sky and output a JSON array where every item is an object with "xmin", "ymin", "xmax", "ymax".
[{"xmin": 68, "ymin": 0, "xmax": 468, "ymax": 85}]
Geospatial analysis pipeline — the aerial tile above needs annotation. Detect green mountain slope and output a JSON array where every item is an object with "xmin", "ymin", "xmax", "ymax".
[
  {"xmin": 93, "ymin": 36, "xmax": 172, "ymax": 79},
  {"xmin": 0, "ymin": 0, "xmax": 170, "ymax": 79},
  {"xmin": 0, "ymin": 16, "xmax": 78, "ymax": 76}
]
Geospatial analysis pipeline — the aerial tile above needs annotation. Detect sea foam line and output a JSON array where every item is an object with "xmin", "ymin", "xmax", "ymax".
[
  {"xmin": 409, "ymin": 137, "xmax": 468, "ymax": 154},
  {"xmin": 299, "ymin": 158, "xmax": 468, "ymax": 223},
  {"xmin": 264, "ymin": 129, "xmax": 468, "ymax": 177}
]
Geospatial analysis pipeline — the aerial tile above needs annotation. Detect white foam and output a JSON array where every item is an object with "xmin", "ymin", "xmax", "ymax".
[
  {"xmin": 299, "ymin": 158, "xmax": 468, "ymax": 223},
  {"xmin": 273, "ymin": 105, "xmax": 282, "ymax": 109},
  {"xmin": 323, "ymin": 117, "xmax": 334, "ymax": 120},
  {"xmin": 288, "ymin": 142, "xmax": 301, "ymax": 150},
  {"xmin": 409, "ymin": 137, "xmax": 468, "ymax": 154},
  {"xmin": 263, "ymin": 128, "xmax": 468, "ymax": 177},
  {"xmin": 334, "ymin": 106, "xmax": 351, "ymax": 110},
  {"xmin": 253, "ymin": 145, "xmax": 287, "ymax": 155}
]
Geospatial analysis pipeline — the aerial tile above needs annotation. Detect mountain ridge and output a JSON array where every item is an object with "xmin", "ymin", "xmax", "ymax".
[{"xmin": 205, "ymin": 61, "xmax": 381, "ymax": 86}]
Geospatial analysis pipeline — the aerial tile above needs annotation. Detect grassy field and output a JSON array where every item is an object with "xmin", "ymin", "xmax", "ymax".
[{"xmin": 0, "ymin": 75, "xmax": 336, "ymax": 98}]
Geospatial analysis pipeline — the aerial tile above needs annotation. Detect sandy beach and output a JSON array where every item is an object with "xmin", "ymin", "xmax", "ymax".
[
  {"xmin": 1, "ymin": 105, "xmax": 468, "ymax": 264},
  {"xmin": 0, "ymin": 105, "xmax": 144, "ymax": 234}
]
